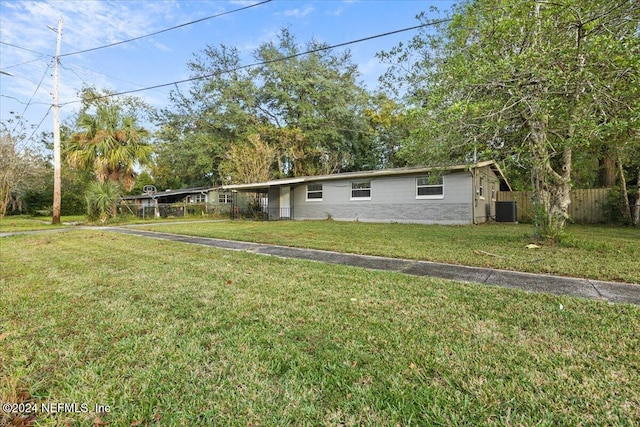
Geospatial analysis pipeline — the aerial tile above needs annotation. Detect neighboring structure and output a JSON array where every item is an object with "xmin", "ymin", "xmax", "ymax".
[
  {"xmin": 223, "ymin": 161, "xmax": 511, "ymax": 225},
  {"xmin": 121, "ymin": 186, "xmax": 236, "ymax": 218}
]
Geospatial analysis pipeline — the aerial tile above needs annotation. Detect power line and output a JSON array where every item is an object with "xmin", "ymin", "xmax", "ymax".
[
  {"xmin": 62, "ymin": 61, "xmax": 172, "ymax": 95},
  {"xmin": 16, "ymin": 105, "xmax": 53, "ymax": 151},
  {"xmin": 0, "ymin": 41, "xmax": 48, "ymax": 57},
  {"xmin": 1, "ymin": 71, "xmax": 47, "ymax": 87},
  {"xmin": 11, "ymin": 62, "xmax": 53, "ymax": 134},
  {"xmin": 59, "ymin": 0, "xmax": 273, "ymax": 58},
  {"xmin": 60, "ymin": 18, "xmax": 453, "ymax": 106},
  {"xmin": 2, "ymin": 57, "xmax": 46, "ymax": 70},
  {"xmin": 60, "ymin": 61, "xmax": 90, "ymax": 87},
  {"xmin": 0, "ymin": 94, "xmax": 51, "ymax": 106}
]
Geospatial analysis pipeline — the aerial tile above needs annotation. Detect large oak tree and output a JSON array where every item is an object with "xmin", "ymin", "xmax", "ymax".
[
  {"xmin": 154, "ymin": 29, "xmax": 378, "ymax": 186},
  {"xmin": 380, "ymin": 0, "xmax": 639, "ymax": 238}
]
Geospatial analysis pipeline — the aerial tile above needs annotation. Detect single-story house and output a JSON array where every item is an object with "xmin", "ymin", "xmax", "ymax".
[
  {"xmin": 223, "ymin": 160, "xmax": 512, "ymax": 225},
  {"xmin": 121, "ymin": 186, "xmax": 237, "ymax": 218}
]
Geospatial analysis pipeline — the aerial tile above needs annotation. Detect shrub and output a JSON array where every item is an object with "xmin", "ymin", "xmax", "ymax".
[{"xmin": 85, "ymin": 181, "xmax": 121, "ymax": 223}]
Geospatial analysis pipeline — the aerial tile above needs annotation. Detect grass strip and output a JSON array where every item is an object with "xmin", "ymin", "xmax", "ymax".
[{"xmin": 138, "ymin": 220, "xmax": 640, "ymax": 283}]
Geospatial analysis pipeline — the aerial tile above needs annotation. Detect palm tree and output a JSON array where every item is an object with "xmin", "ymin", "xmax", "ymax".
[
  {"xmin": 85, "ymin": 180, "xmax": 121, "ymax": 224},
  {"xmin": 66, "ymin": 104, "xmax": 152, "ymax": 191}
]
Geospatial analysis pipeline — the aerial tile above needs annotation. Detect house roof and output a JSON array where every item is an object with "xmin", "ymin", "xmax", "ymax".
[
  {"xmin": 223, "ymin": 160, "xmax": 512, "ymax": 192},
  {"xmin": 122, "ymin": 186, "xmax": 219, "ymax": 200}
]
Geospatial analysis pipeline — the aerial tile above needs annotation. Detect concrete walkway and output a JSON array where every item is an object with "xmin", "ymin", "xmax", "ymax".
[
  {"xmin": 102, "ymin": 227, "xmax": 640, "ymax": 306},
  {"xmin": 2, "ymin": 226, "xmax": 638, "ymax": 305}
]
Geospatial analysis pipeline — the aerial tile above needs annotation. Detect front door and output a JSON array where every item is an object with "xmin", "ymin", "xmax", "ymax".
[{"xmin": 280, "ymin": 186, "xmax": 291, "ymax": 219}]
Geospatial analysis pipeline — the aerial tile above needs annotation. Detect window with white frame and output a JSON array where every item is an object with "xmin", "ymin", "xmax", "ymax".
[
  {"xmin": 478, "ymin": 176, "xmax": 485, "ymax": 199},
  {"xmin": 218, "ymin": 193, "xmax": 232, "ymax": 204},
  {"xmin": 190, "ymin": 193, "xmax": 206, "ymax": 203},
  {"xmin": 306, "ymin": 183, "xmax": 323, "ymax": 200},
  {"xmin": 416, "ymin": 175, "xmax": 444, "ymax": 199},
  {"xmin": 351, "ymin": 181, "xmax": 371, "ymax": 199}
]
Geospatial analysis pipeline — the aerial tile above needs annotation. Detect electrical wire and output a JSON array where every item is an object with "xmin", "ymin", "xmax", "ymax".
[
  {"xmin": 11, "ymin": 62, "xmax": 52, "ymax": 134},
  {"xmin": 0, "ymin": 94, "xmax": 51, "ymax": 106},
  {"xmin": 60, "ymin": 18, "xmax": 453, "ymax": 106},
  {"xmin": 2, "ymin": 57, "xmax": 46, "ymax": 70},
  {"xmin": 15, "ymin": 105, "xmax": 53, "ymax": 150},
  {"xmin": 0, "ymin": 41, "xmax": 48, "ymax": 57},
  {"xmin": 62, "ymin": 61, "xmax": 172, "ymax": 95},
  {"xmin": 1, "ymin": 71, "xmax": 47, "ymax": 87},
  {"xmin": 60, "ymin": 61, "xmax": 91, "ymax": 88},
  {"xmin": 59, "ymin": 0, "xmax": 273, "ymax": 58}
]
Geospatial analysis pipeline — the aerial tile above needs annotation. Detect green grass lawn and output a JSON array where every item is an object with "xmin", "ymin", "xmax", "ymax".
[
  {"xmin": 1, "ymin": 230, "xmax": 639, "ymax": 426},
  {"xmin": 138, "ymin": 220, "xmax": 640, "ymax": 283},
  {"xmin": 0, "ymin": 215, "xmax": 87, "ymax": 232},
  {"xmin": 0, "ymin": 215, "xmax": 224, "ymax": 233}
]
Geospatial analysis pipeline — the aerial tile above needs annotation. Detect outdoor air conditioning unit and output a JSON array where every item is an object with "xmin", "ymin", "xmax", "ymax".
[{"xmin": 495, "ymin": 201, "xmax": 517, "ymax": 222}]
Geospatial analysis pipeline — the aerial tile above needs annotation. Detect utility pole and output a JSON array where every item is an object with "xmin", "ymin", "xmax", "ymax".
[{"xmin": 52, "ymin": 18, "xmax": 63, "ymax": 224}]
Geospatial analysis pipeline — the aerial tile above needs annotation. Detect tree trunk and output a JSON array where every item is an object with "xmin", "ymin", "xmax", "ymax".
[
  {"xmin": 530, "ymin": 119, "xmax": 571, "ymax": 241},
  {"xmin": 547, "ymin": 173, "xmax": 572, "ymax": 234},
  {"xmin": 0, "ymin": 186, "xmax": 9, "ymax": 219},
  {"xmin": 527, "ymin": 1, "xmax": 574, "ymax": 242},
  {"xmin": 598, "ymin": 147, "xmax": 616, "ymax": 187},
  {"xmin": 617, "ymin": 155, "xmax": 631, "ymax": 223}
]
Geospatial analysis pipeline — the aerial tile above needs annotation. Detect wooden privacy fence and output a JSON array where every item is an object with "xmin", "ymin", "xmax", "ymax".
[{"xmin": 497, "ymin": 188, "xmax": 611, "ymax": 224}]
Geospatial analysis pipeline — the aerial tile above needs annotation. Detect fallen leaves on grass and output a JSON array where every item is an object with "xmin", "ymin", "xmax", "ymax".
[{"xmin": 8, "ymin": 414, "xmax": 37, "ymax": 427}]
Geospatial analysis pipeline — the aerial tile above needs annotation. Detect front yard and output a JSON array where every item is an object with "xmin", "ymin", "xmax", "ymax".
[
  {"xmin": 138, "ymin": 220, "xmax": 640, "ymax": 283},
  {"xmin": 1, "ymin": 230, "xmax": 639, "ymax": 426}
]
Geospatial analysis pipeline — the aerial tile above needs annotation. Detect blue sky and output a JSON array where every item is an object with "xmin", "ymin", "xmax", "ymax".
[{"xmin": 1, "ymin": 0, "xmax": 454, "ymax": 144}]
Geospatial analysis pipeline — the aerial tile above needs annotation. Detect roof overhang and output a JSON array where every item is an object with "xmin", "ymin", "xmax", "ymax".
[
  {"xmin": 483, "ymin": 161, "xmax": 512, "ymax": 191},
  {"xmin": 224, "ymin": 177, "xmax": 305, "ymax": 192},
  {"xmin": 122, "ymin": 186, "xmax": 219, "ymax": 200},
  {"xmin": 222, "ymin": 161, "xmax": 512, "ymax": 192}
]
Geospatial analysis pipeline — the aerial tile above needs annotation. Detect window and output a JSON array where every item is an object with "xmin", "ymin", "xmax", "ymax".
[
  {"xmin": 478, "ymin": 176, "xmax": 485, "ymax": 199},
  {"xmin": 218, "ymin": 193, "xmax": 232, "ymax": 204},
  {"xmin": 416, "ymin": 175, "xmax": 443, "ymax": 199},
  {"xmin": 189, "ymin": 193, "xmax": 206, "ymax": 203},
  {"xmin": 306, "ymin": 183, "xmax": 323, "ymax": 201},
  {"xmin": 351, "ymin": 181, "xmax": 371, "ymax": 199}
]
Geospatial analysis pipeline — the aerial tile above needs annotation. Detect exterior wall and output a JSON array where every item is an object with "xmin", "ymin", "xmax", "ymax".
[
  {"xmin": 473, "ymin": 166, "xmax": 500, "ymax": 223},
  {"xmin": 268, "ymin": 187, "xmax": 280, "ymax": 211},
  {"xmin": 267, "ymin": 187, "xmax": 281, "ymax": 220},
  {"xmin": 206, "ymin": 189, "xmax": 237, "ymax": 215},
  {"xmin": 291, "ymin": 172, "xmax": 474, "ymax": 224},
  {"xmin": 208, "ymin": 189, "xmax": 234, "ymax": 206}
]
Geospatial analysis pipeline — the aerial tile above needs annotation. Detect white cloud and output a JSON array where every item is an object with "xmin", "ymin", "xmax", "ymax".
[
  {"xmin": 356, "ymin": 57, "xmax": 385, "ymax": 90},
  {"xmin": 328, "ymin": 6, "xmax": 345, "ymax": 17},
  {"xmin": 282, "ymin": 6, "xmax": 314, "ymax": 19},
  {"xmin": 0, "ymin": 0, "xmax": 189, "ymax": 129},
  {"xmin": 240, "ymin": 27, "xmax": 279, "ymax": 53},
  {"xmin": 229, "ymin": 1, "xmax": 261, "ymax": 6}
]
